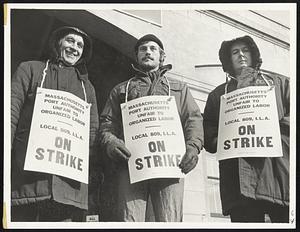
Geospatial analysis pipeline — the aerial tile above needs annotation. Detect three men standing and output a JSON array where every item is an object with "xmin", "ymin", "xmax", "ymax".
[{"xmin": 10, "ymin": 26, "xmax": 290, "ymax": 223}]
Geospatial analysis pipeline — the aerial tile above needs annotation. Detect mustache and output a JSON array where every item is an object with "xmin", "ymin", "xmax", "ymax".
[{"xmin": 142, "ymin": 56, "xmax": 154, "ymax": 61}]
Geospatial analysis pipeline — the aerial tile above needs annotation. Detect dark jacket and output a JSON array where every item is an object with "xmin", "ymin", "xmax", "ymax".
[
  {"xmin": 11, "ymin": 60, "xmax": 99, "ymax": 209},
  {"xmin": 99, "ymin": 65, "xmax": 203, "ymax": 162},
  {"xmin": 203, "ymin": 73, "xmax": 290, "ymax": 215}
]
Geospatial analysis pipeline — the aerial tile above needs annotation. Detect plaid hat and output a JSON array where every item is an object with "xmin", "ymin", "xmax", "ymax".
[{"xmin": 134, "ymin": 34, "xmax": 164, "ymax": 52}]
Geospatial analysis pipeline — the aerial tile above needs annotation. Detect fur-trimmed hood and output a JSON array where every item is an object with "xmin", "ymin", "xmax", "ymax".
[
  {"xmin": 219, "ymin": 35, "xmax": 262, "ymax": 77},
  {"xmin": 48, "ymin": 26, "xmax": 93, "ymax": 66}
]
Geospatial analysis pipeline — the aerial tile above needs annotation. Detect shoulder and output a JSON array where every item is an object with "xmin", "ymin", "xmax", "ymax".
[
  {"xmin": 106, "ymin": 80, "xmax": 130, "ymax": 97},
  {"xmin": 209, "ymin": 82, "xmax": 227, "ymax": 97},
  {"xmin": 18, "ymin": 60, "xmax": 46, "ymax": 70},
  {"xmin": 261, "ymin": 72, "xmax": 289, "ymax": 86},
  {"xmin": 84, "ymin": 79, "xmax": 96, "ymax": 93},
  {"xmin": 16, "ymin": 61, "xmax": 48, "ymax": 77},
  {"xmin": 114, "ymin": 80, "xmax": 129, "ymax": 92},
  {"xmin": 166, "ymin": 76, "xmax": 186, "ymax": 91}
]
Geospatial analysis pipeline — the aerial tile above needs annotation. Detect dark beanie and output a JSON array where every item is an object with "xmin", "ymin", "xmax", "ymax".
[{"xmin": 134, "ymin": 34, "xmax": 164, "ymax": 52}]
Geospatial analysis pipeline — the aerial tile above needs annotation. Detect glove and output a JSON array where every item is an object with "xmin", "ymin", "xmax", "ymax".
[
  {"xmin": 236, "ymin": 67, "xmax": 258, "ymax": 89},
  {"xmin": 179, "ymin": 147, "xmax": 199, "ymax": 174},
  {"xmin": 106, "ymin": 137, "xmax": 131, "ymax": 162}
]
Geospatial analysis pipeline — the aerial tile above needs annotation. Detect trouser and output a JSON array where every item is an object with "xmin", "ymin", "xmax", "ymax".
[
  {"xmin": 11, "ymin": 200, "xmax": 85, "ymax": 222},
  {"xmin": 229, "ymin": 200, "xmax": 289, "ymax": 223},
  {"xmin": 117, "ymin": 167, "xmax": 184, "ymax": 222}
]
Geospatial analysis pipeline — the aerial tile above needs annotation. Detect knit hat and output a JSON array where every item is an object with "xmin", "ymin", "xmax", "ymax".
[
  {"xmin": 219, "ymin": 35, "xmax": 262, "ymax": 76},
  {"xmin": 48, "ymin": 26, "xmax": 93, "ymax": 64},
  {"xmin": 134, "ymin": 34, "xmax": 164, "ymax": 52}
]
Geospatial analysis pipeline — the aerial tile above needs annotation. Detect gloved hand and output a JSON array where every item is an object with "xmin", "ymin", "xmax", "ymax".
[
  {"xmin": 179, "ymin": 147, "xmax": 199, "ymax": 174},
  {"xmin": 236, "ymin": 67, "xmax": 258, "ymax": 89},
  {"xmin": 106, "ymin": 137, "xmax": 131, "ymax": 162}
]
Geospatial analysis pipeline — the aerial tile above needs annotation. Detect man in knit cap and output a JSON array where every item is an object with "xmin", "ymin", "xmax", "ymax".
[
  {"xmin": 203, "ymin": 35, "xmax": 290, "ymax": 222},
  {"xmin": 11, "ymin": 26, "xmax": 99, "ymax": 221},
  {"xmin": 99, "ymin": 34, "xmax": 203, "ymax": 221}
]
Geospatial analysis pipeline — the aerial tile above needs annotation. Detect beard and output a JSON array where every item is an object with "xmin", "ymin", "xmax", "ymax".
[
  {"xmin": 138, "ymin": 57, "xmax": 160, "ymax": 72},
  {"xmin": 139, "ymin": 63, "xmax": 158, "ymax": 72}
]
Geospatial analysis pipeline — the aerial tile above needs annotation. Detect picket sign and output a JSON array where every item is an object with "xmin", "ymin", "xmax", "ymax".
[
  {"xmin": 24, "ymin": 87, "xmax": 91, "ymax": 184},
  {"xmin": 121, "ymin": 95, "xmax": 186, "ymax": 184},
  {"xmin": 217, "ymin": 86, "xmax": 283, "ymax": 161}
]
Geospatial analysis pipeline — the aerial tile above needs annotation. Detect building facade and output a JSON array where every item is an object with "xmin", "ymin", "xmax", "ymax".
[{"xmin": 10, "ymin": 6, "xmax": 291, "ymax": 222}]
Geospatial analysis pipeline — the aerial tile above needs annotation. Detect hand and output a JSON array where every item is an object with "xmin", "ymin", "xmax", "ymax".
[
  {"xmin": 236, "ymin": 67, "xmax": 258, "ymax": 89},
  {"xmin": 179, "ymin": 148, "xmax": 199, "ymax": 174},
  {"xmin": 106, "ymin": 137, "xmax": 131, "ymax": 162}
]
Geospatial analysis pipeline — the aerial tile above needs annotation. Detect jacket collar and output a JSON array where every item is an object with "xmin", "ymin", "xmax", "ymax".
[
  {"xmin": 131, "ymin": 64, "xmax": 172, "ymax": 82},
  {"xmin": 52, "ymin": 59, "xmax": 89, "ymax": 82}
]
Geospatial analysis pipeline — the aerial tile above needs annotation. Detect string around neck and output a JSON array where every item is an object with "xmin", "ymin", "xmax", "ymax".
[
  {"xmin": 39, "ymin": 59, "xmax": 88, "ymax": 102},
  {"xmin": 124, "ymin": 76, "xmax": 171, "ymax": 104}
]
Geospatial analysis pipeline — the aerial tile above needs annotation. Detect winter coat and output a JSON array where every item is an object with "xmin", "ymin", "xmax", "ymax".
[
  {"xmin": 99, "ymin": 64, "xmax": 203, "ymax": 163},
  {"xmin": 11, "ymin": 60, "xmax": 99, "ymax": 209},
  {"xmin": 203, "ymin": 72, "xmax": 290, "ymax": 215}
]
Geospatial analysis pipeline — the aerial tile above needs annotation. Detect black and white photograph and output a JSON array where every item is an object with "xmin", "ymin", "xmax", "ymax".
[{"xmin": 3, "ymin": 3, "xmax": 296, "ymax": 229}]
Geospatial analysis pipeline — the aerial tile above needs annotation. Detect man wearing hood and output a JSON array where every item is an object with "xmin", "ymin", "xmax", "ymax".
[
  {"xmin": 99, "ymin": 34, "xmax": 203, "ymax": 222},
  {"xmin": 11, "ymin": 26, "xmax": 99, "ymax": 221},
  {"xmin": 203, "ymin": 35, "xmax": 290, "ymax": 222}
]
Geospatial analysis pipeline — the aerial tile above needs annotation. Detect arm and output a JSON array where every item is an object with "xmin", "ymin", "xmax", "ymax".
[
  {"xmin": 280, "ymin": 76, "xmax": 290, "ymax": 126},
  {"xmin": 99, "ymin": 86, "xmax": 131, "ymax": 162},
  {"xmin": 279, "ymin": 76, "xmax": 290, "ymax": 145},
  {"xmin": 87, "ymin": 83, "xmax": 100, "ymax": 173},
  {"xmin": 180, "ymin": 85, "xmax": 203, "ymax": 153},
  {"xmin": 203, "ymin": 91, "xmax": 220, "ymax": 154},
  {"xmin": 99, "ymin": 87, "xmax": 123, "ymax": 146},
  {"xmin": 178, "ymin": 84, "xmax": 204, "ymax": 173},
  {"xmin": 88, "ymin": 83, "xmax": 99, "ymax": 151},
  {"xmin": 11, "ymin": 62, "xmax": 32, "ymax": 146}
]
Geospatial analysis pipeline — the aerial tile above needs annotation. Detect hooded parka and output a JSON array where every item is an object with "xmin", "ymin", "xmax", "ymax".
[
  {"xmin": 203, "ymin": 36, "xmax": 290, "ymax": 215},
  {"xmin": 11, "ymin": 27, "xmax": 99, "ymax": 210}
]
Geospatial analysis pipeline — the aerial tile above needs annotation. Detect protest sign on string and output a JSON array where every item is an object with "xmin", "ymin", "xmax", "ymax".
[
  {"xmin": 24, "ymin": 87, "xmax": 91, "ymax": 184},
  {"xmin": 121, "ymin": 95, "xmax": 186, "ymax": 183},
  {"xmin": 217, "ymin": 86, "xmax": 283, "ymax": 160}
]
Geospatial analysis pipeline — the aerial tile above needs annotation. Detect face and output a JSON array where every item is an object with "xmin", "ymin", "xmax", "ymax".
[
  {"xmin": 58, "ymin": 33, "xmax": 84, "ymax": 66},
  {"xmin": 137, "ymin": 41, "xmax": 161, "ymax": 72},
  {"xmin": 230, "ymin": 41, "xmax": 252, "ymax": 75}
]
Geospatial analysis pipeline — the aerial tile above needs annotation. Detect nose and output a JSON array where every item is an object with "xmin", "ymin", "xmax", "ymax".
[
  {"xmin": 238, "ymin": 49, "xmax": 245, "ymax": 57},
  {"xmin": 145, "ymin": 47, "xmax": 152, "ymax": 55},
  {"xmin": 70, "ymin": 42, "xmax": 81, "ymax": 51},
  {"xmin": 68, "ymin": 43, "xmax": 77, "ymax": 51}
]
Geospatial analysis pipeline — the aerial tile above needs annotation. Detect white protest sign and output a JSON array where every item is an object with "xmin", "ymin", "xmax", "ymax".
[
  {"xmin": 217, "ymin": 86, "xmax": 283, "ymax": 160},
  {"xmin": 24, "ymin": 87, "xmax": 90, "ymax": 184},
  {"xmin": 121, "ymin": 95, "xmax": 186, "ymax": 184}
]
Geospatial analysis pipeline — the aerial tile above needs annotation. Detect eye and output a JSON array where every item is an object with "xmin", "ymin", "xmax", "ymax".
[
  {"xmin": 66, "ymin": 38, "xmax": 75, "ymax": 43},
  {"xmin": 77, "ymin": 42, "xmax": 84, "ymax": 49},
  {"xmin": 139, "ymin": 46, "xmax": 147, "ymax": 52},
  {"xmin": 150, "ymin": 46, "xmax": 158, "ymax": 51},
  {"xmin": 242, "ymin": 47, "xmax": 250, "ymax": 53},
  {"xmin": 232, "ymin": 49, "xmax": 238, "ymax": 55}
]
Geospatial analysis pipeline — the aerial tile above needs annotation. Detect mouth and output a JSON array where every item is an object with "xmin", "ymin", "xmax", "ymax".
[
  {"xmin": 142, "ymin": 57, "xmax": 153, "ymax": 61},
  {"xmin": 65, "ymin": 49, "xmax": 79, "ymax": 58},
  {"xmin": 239, "ymin": 60, "xmax": 247, "ymax": 65}
]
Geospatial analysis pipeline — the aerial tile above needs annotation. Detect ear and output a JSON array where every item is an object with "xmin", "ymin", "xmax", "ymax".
[{"xmin": 159, "ymin": 52, "xmax": 166, "ymax": 63}]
